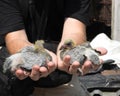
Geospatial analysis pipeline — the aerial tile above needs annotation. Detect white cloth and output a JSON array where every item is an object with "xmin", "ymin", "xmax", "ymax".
[{"xmin": 90, "ymin": 33, "xmax": 120, "ymax": 68}]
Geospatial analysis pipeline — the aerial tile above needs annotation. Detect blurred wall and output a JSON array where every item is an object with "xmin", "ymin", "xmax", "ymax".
[{"xmin": 111, "ymin": 0, "xmax": 120, "ymax": 41}]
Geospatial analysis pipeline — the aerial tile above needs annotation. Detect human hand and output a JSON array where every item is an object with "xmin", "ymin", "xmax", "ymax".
[
  {"xmin": 57, "ymin": 40, "xmax": 107, "ymax": 75},
  {"xmin": 3, "ymin": 40, "xmax": 57, "ymax": 81},
  {"xmin": 81, "ymin": 47, "xmax": 107, "ymax": 75},
  {"xmin": 15, "ymin": 50, "xmax": 57, "ymax": 80}
]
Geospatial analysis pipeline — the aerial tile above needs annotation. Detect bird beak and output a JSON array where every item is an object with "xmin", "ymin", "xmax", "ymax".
[{"xmin": 59, "ymin": 45, "xmax": 67, "ymax": 50}]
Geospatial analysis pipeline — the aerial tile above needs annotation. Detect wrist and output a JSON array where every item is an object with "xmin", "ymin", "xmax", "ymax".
[{"xmin": 6, "ymin": 39, "xmax": 32, "ymax": 54}]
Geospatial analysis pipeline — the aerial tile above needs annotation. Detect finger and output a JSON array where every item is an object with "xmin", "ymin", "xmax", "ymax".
[
  {"xmin": 63, "ymin": 55, "xmax": 71, "ymax": 66},
  {"xmin": 69, "ymin": 61, "xmax": 80, "ymax": 74},
  {"xmin": 47, "ymin": 62, "xmax": 56, "ymax": 73},
  {"xmin": 82, "ymin": 60, "xmax": 93, "ymax": 75},
  {"xmin": 39, "ymin": 66, "xmax": 49, "ymax": 77},
  {"xmin": 58, "ymin": 55, "xmax": 71, "ymax": 73},
  {"xmin": 30, "ymin": 65, "xmax": 41, "ymax": 81},
  {"xmin": 15, "ymin": 69, "xmax": 28, "ymax": 80},
  {"xmin": 90, "ymin": 59, "xmax": 103, "ymax": 71},
  {"xmin": 82, "ymin": 60, "xmax": 102, "ymax": 75},
  {"xmin": 63, "ymin": 55, "xmax": 71, "ymax": 69},
  {"xmin": 95, "ymin": 47, "xmax": 107, "ymax": 55}
]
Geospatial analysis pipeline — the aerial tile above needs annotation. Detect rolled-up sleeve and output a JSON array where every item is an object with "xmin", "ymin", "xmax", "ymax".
[
  {"xmin": 64, "ymin": 0, "xmax": 90, "ymax": 26},
  {"xmin": 0, "ymin": 0, "xmax": 24, "ymax": 35}
]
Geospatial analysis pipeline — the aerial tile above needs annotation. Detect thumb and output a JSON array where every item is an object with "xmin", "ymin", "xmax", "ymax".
[{"xmin": 95, "ymin": 47, "xmax": 107, "ymax": 55}]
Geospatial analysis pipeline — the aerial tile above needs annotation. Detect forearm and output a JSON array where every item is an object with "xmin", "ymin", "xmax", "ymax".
[
  {"xmin": 58, "ymin": 17, "xmax": 87, "ymax": 50},
  {"xmin": 5, "ymin": 29, "xmax": 32, "ymax": 54},
  {"xmin": 57, "ymin": 17, "xmax": 87, "ymax": 72}
]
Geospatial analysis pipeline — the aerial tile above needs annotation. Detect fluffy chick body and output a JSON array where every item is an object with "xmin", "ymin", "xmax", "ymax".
[
  {"xmin": 60, "ymin": 40, "xmax": 100, "ymax": 65},
  {"xmin": 3, "ymin": 40, "xmax": 52, "ymax": 72}
]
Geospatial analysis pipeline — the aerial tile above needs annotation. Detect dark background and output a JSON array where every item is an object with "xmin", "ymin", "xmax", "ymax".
[{"xmin": 86, "ymin": 0, "xmax": 111, "ymax": 41}]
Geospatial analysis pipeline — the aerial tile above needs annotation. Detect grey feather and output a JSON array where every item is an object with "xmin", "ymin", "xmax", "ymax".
[
  {"xmin": 3, "ymin": 40, "xmax": 52, "ymax": 72},
  {"xmin": 60, "ymin": 40, "xmax": 100, "ymax": 65}
]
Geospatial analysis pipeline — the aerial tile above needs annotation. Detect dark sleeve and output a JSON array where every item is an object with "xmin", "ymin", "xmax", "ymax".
[
  {"xmin": 64, "ymin": 0, "xmax": 91, "ymax": 26},
  {"xmin": 0, "ymin": 0, "xmax": 25, "ymax": 35}
]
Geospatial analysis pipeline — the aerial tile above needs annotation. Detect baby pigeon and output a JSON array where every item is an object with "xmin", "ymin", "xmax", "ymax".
[
  {"xmin": 3, "ymin": 40, "xmax": 52, "ymax": 72},
  {"xmin": 59, "ymin": 39, "xmax": 101, "ymax": 66}
]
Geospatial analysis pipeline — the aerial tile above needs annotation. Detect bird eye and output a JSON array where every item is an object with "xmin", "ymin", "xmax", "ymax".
[{"xmin": 66, "ymin": 42, "xmax": 72, "ymax": 46}]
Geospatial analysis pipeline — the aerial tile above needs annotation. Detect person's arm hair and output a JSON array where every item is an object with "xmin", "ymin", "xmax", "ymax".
[{"xmin": 5, "ymin": 29, "xmax": 32, "ymax": 54}]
